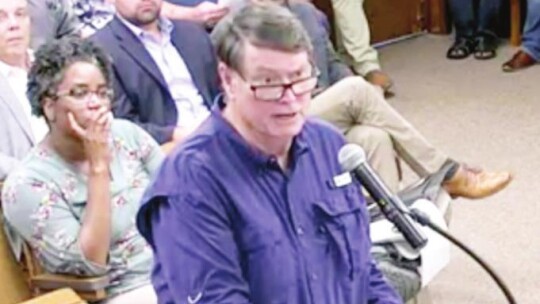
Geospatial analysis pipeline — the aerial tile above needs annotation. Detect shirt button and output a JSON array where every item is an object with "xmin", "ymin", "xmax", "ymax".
[
  {"xmin": 311, "ymin": 273, "xmax": 318, "ymax": 281},
  {"xmin": 296, "ymin": 226, "xmax": 304, "ymax": 235}
]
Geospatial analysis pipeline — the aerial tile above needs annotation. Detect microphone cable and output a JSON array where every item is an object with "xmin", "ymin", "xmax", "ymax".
[{"xmin": 406, "ymin": 209, "xmax": 517, "ymax": 304}]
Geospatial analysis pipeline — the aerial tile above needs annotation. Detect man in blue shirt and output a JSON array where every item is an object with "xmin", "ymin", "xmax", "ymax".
[{"xmin": 136, "ymin": 3, "xmax": 401, "ymax": 303}]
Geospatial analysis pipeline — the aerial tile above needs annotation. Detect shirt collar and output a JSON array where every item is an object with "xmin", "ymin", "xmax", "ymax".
[
  {"xmin": 0, "ymin": 60, "xmax": 11, "ymax": 79},
  {"xmin": 0, "ymin": 50, "xmax": 33, "ymax": 78},
  {"xmin": 117, "ymin": 14, "xmax": 174, "ymax": 41},
  {"xmin": 210, "ymin": 95, "xmax": 310, "ymax": 171}
]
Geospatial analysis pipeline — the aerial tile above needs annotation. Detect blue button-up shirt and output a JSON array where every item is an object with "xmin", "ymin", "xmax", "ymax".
[{"xmin": 136, "ymin": 99, "xmax": 401, "ymax": 304}]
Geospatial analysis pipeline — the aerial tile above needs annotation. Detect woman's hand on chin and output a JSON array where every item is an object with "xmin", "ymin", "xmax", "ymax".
[{"xmin": 68, "ymin": 109, "xmax": 113, "ymax": 171}]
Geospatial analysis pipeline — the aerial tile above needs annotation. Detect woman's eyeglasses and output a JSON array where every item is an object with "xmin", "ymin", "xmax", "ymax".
[{"xmin": 53, "ymin": 87, "xmax": 113, "ymax": 103}]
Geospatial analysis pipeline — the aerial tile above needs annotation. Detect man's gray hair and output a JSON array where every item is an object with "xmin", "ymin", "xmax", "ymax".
[{"xmin": 211, "ymin": 3, "xmax": 313, "ymax": 72}]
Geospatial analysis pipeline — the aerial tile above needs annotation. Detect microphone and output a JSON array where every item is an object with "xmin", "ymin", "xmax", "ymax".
[{"xmin": 338, "ymin": 143, "xmax": 428, "ymax": 250}]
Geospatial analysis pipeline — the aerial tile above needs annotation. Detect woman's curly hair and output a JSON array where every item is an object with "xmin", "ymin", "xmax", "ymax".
[{"xmin": 27, "ymin": 37, "xmax": 113, "ymax": 118}]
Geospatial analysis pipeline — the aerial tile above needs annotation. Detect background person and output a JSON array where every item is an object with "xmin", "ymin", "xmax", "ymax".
[
  {"xmin": 446, "ymin": 0, "xmax": 501, "ymax": 60},
  {"xmin": 2, "ymin": 38, "xmax": 163, "ymax": 304},
  {"xmin": 0, "ymin": 0, "xmax": 47, "ymax": 180},
  {"xmin": 28, "ymin": 0, "xmax": 83, "ymax": 49},
  {"xmin": 329, "ymin": 0, "xmax": 393, "ymax": 94},
  {"xmin": 502, "ymin": 0, "xmax": 540, "ymax": 72},
  {"xmin": 90, "ymin": 0, "xmax": 221, "ymax": 147}
]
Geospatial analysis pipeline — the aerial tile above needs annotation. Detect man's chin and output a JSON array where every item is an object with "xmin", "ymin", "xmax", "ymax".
[
  {"xmin": 138, "ymin": 12, "xmax": 160, "ymax": 24},
  {"xmin": 272, "ymin": 124, "xmax": 304, "ymax": 139},
  {"xmin": 128, "ymin": 14, "xmax": 159, "ymax": 27},
  {"xmin": 5, "ymin": 47, "xmax": 27, "ymax": 57}
]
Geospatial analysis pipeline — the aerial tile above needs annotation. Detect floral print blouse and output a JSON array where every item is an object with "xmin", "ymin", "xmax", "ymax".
[{"xmin": 1, "ymin": 119, "xmax": 164, "ymax": 297}]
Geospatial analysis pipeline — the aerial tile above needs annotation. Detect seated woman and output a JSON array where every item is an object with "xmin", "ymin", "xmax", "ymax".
[{"xmin": 1, "ymin": 38, "xmax": 163, "ymax": 303}]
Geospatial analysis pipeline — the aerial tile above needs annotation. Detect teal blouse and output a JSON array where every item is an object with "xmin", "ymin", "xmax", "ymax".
[{"xmin": 2, "ymin": 119, "xmax": 164, "ymax": 297}]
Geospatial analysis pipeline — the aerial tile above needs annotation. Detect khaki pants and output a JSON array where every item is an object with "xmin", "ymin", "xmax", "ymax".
[
  {"xmin": 307, "ymin": 77, "xmax": 448, "ymax": 192},
  {"xmin": 331, "ymin": 0, "xmax": 380, "ymax": 76}
]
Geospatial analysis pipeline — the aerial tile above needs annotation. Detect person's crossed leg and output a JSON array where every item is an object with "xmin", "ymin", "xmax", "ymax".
[{"xmin": 308, "ymin": 76, "xmax": 512, "ymax": 198}]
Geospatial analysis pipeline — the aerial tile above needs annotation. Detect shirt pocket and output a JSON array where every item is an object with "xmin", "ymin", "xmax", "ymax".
[{"xmin": 313, "ymin": 188, "xmax": 370, "ymax": 281}]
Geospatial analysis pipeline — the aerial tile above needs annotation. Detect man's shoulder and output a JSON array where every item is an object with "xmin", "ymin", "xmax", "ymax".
[
  {"xmin": 289, "ymin": 2, "xmax": 319, "ymax": 18},
  {"xmin": 89, "ymin": 21, "xmax": 116, "ymax": 44},
  {"xmin": 171, "ymin": 19, "xmax": 206, "ymax": 31},
  {"xmin": 169, "ymin": 123, "xmax": 222, "ymax": 169},
  {"xmin": 170, "ymin": 19, "xmax": 210, "ymax": 42},
  {"xmin": 140, "ymin": 133, "xmax": 219, "ymax": 208}
]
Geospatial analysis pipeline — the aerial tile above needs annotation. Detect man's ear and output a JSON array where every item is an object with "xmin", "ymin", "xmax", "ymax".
[
  {"xmin": 218, "ymin": 61, "xmax": 235, "ymax": 101},
  {"xmin": 42, "ymin": 97, "xmax": 56, "ymax": 123}
]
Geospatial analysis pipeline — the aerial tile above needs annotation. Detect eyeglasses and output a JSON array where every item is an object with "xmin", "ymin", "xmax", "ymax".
[
  {"xmin": 54, "ymin": 87, "xmax": 113, "ymax": 103},
  {"xmin": 237, "ymin": 68, "xmax": 320, "ymax": 102}
]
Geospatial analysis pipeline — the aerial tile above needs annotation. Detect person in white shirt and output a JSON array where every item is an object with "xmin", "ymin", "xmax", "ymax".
[{"xmin": 0, "ymin": 0, "xmax": 48, "ymax": 180}]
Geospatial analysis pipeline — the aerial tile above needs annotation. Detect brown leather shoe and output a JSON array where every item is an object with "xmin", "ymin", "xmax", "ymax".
[
  {"xmin": 443, "ymin": 165, "xmax": 512, "ymax": 199},
  {"xmin": 502, "ymin": 50, "xmax": 537, "ymax": 72},
  {"xmin": 365, "ymin": 70, "xmax": 393, "ymax": 94}
]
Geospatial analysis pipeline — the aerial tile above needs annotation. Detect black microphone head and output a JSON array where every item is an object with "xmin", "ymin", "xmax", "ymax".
[{"xmin": 338, "ymin": 143, "xmax": 367, "ymax": 172}]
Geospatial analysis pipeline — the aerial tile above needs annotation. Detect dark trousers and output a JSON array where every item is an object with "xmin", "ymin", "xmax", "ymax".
[
  {"xmin": 522, "ymin": 0, "xmax": 540, "ymax": 60},
  {"xmin": 448, "ymin": 0, "xmax": 501, "ymax": 39}
]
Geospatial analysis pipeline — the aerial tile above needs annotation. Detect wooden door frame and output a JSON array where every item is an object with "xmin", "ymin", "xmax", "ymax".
[{"xmin": 425, "ymin": 0, "xmax": 450, "ymax": 34}]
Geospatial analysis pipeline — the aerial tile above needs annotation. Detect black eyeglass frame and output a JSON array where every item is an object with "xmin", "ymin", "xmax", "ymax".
[
  {"xmin": 51, "ymin": 87, "xmax": 114, "ymax": 103},
  {"xmin": 235, "ymin": 65, "xmax": 320, "ymax": 102}
]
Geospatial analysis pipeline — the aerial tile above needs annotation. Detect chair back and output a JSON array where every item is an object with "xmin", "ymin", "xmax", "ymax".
[
  {"xmin": 0, "ymin": 181, "xmax": 33, "ymax": 304},
  {"xmin": 0, "ymin": 217, "xmax": 33, "ymax": 303},
  {"xmin": 0, "ymin": 181, "xmax": 108, "ymax": 303},
  {"xmin": 22, "ymin": 242, "xmax": 109, "ymax": 302}
]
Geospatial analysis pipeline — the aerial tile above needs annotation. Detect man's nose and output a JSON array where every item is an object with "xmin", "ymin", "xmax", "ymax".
[
  {"xmin": 7, "ymin": 14, "xmax": 21, "ymax": 30},
  {"xmin": 278, "ymin": 87, "xmax": 297, "ymax": 104}
]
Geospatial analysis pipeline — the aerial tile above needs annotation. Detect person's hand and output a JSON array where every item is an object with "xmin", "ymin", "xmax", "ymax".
[
  {"xmin": 68, "ymin": 109, "xmax": 113, "ymax": 173},
  {"xmin": 193, "ymin": 1, "xmax": 229, "ymax": 26}
]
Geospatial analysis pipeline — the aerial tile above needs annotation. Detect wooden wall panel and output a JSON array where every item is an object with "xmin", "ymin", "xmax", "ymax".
[
  {"xmin": 364, "ymin": 0, "xmax": 425, "ymax": 43},
  {"xmin": 425, "ymin": 0, "xmax": 449, "ymax": 34},
  {"xmin": 310, "ymin": 0, "xmax": 426, "ymax": 44}
]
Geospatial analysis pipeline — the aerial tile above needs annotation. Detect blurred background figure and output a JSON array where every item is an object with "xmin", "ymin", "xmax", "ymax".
[
  {"xmin": 446, "ymin": 0, "xmax": 501, "ymax": 60},
  {"xmin": 1, "ymin": 0, "xmax": 47, "ymax": 179},
  {"xmin": 28, "ymin": 0, "xmax": 82, "ymax": 49},
  {"xmin": 329, "ymin": 0, "xmax": 393, "ymax": 95},
  {"xmin": 72, "ymin": 0, "xmax": 116, "ymax": 37},
  {"xmin": 90, "ymin": 0, "xmax": 221, "ymax": 148},
  {"xmin": 502, "ymin": 0, "xmax": 540, "ymax": 72}
]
